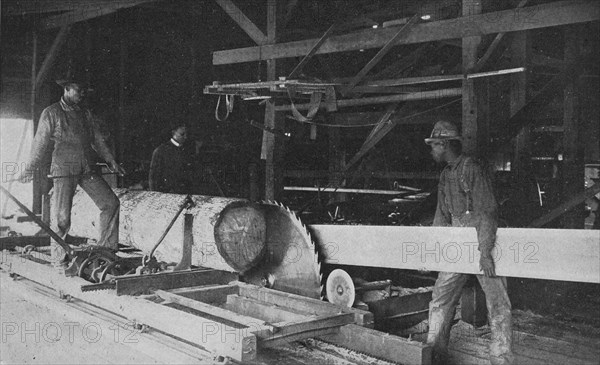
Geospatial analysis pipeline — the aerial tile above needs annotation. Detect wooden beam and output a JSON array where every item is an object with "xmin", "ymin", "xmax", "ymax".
[
  {"xmin": 35, "ymin": 25, "xmax": 70, "ymax": 89},
  {"xmin": 287, "ymin": 23, "xmax": 336, "ymax": 79},
  {"xmin": 274, "ymin": 88, "xmax": 462, "ymax": 111},
  {"xmin": 474, "ymin": 0, "xmax": 529, "ymax": 72},
  {"xmin": 4, "ymin": 0, "xmax": 132, "ymax": 15},
  {"xmin": 310, "ymin": 224, "xmax": 600, "ymax": 283},
  {"xmin": 345, "ymin": 103, "xmax": 400, "ymax": 170},
  {"xmin": 461, "ymin": 0, "xmax": 482, "ymax": 155},
  {"xmin": 529, "ymin": 184, "xmax": 600, "ymax": 228},
  {"xmin": 41, "ymin": 0, "xmax": 156, "ymax": 29},
  {"xmin": 562, "ymin": 25, "xmax": 585, "ymax": 228},
  {"xmin": 154, "ymin": 290, "xmax": 274, "ymax": 337},
  {"xmin": 344, "ymin": 15, "xmax": 419, "ymax": 94},
  {"xmin": 214, "ymin": 0, "xmax": 267, "ymax": 45},
  {"xmin": 213, "ymin": 1, "xmax": 599, "ymax": 65},
  {"xmin": 511, "ymin": 28, "xmax": 531, "ymax": 176},
  {"xmin": 262, "ymin": 0, "xmax": 279, "ymax": 201}
]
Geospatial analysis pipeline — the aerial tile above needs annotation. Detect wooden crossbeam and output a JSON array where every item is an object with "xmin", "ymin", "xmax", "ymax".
[
  {"xmin": 213, "ymin": 1, "xmax": 599, "ymax": 65},
  {"xmin": 473, "ymin": 0, "xmax": 530, "ymax": 72},
  {"xmin": 345, "ymin": 103, "xmax": 401, "ymax": 170},
  {"xmin": 215, "ymin": 0, "xmax": 267, "ymax": 45},
  {"xmin": 288, "ymin": 23, "xmax": 337, "ymax": 79},
  {"xmin": 41, "ymin": 0, "xmax": 155, "ymax": 29},
  {"xmin": 274, "ymin": 88, "xmax": 462, "ymax": 111},
  {"xmin": 344, "ymin": 15, "xmax": 419, "ymax": 95}
]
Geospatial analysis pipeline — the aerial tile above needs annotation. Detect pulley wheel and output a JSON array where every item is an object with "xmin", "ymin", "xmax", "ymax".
[{"xmin": 326, "ymin": 269, "xmax": 355, "ymax": 308}]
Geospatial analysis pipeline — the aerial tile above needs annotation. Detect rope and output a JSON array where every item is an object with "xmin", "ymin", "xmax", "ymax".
[{"xmin": 215, "ymin": 94, "xmax": 234, "ymax": 122}]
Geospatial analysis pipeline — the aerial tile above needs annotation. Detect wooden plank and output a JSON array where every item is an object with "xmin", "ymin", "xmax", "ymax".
[
  {"xmin": 155, "ymin": 289, "xmax": 274, "ymax": 337},
  {"xmin": 41, "ymin": 0, "xmax": 156, "ymax": 29},
  {"xmin": 115, "ymin": 269, "xmax": 238, "ymax": 296},
  {"xmin": 310, "ymin": 225, "xmax": 600, "ymax": 283},
  {"xmin": 234, "ymin": 281, "xmax": 374, "ymax": 327},
  {"xmin": 262, "ymin": 313, "xmax": 355, "ymax": 348},
  {"xmin": 319, "ymin": 324, "xmax": 432, "ymax": 365},
  {"xmin": 225, "ymin": 294, "xmax": 310, "ymax": 323},
  {"xmin": 169, "ymin": 284, "xmax": 239, "ymax": 304},
  {"xmin": 213, "ymin": 1, "xmax": 599, "ymax": 64},
  {"xmin": 214, "ymin": 0, "xmax": 267, "ymax": 45},
  {"xmin": 274, "ymin": 88, "xmax": 462, "ymax": 111}
]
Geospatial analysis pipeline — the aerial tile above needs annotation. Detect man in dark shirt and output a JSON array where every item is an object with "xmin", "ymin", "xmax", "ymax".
[
  {"xmin": 148, "ymin": 123, "xmax": 191, "ymax": 193},
  {"xmin": 425, "ymin": 121, "xmax": 513, "ymax": 365},
  {"xmin": 24, "ymin": 76, "xmax": 125, "ymax": 265}
]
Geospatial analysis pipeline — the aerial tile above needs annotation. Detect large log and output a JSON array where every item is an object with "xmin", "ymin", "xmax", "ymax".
[{"xmin": 70, "ymin": 189, "xmax": 266, "ymax": 273}]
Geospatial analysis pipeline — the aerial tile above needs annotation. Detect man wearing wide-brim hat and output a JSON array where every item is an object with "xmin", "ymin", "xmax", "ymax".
[
  {"xmin": 22, "ymin": 75, "xmax": 126, "ymax": 267},
  {"xmin": 425, "ymin": 120, "xmax": 513, "ymax": 365}
]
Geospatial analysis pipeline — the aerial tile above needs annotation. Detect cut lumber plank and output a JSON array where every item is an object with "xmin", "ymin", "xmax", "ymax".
[
  {"xmin": 262, "ymin": 313, "xmax": 355, "ymax": 348},
  {"xmin": 310, "ymin": 225, "xmax": 600, "ymax": 283}
]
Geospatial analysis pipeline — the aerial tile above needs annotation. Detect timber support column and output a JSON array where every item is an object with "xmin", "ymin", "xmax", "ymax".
[
  {"xmin": 511, "ymin": 29, "xmax": 531, "ymax": 177},
  {"xmin": 262, "ymin": 0, "xmax": 283, "ymax": 201},
  {"xmin": 461, "ymin": 0, "xmax": 483, "ymax": 155},
  {"xmin": 562, "ymin": 25, "xmax": 584, "ymax": 228}
]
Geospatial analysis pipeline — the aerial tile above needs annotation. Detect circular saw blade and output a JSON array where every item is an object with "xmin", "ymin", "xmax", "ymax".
[
  {"xmin": 326, "ymin": 269, "xmax": 355, "ymax": 307},
  {"xmin": 242, "ymin": 202, "xmax": 323, "ymax": 299}
]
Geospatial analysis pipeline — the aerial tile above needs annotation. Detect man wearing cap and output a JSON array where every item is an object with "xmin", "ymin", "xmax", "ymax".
[
  {"xmin": 148, "ymin": 122, "xmax": 192, "ymax": 194},
  {"xmin": 425, "ymin": 121, "xmax": 513, "ymax": 365},
  {"xmin": 24, "ymin": 76, "xmax": 125, "ymax": 266}
]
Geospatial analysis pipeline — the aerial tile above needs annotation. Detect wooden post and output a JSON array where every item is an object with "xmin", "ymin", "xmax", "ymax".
[
  {"xmin": 562, "ymin": 25, "xmax": 584, "ymax": 228},
  {"xmin": 461, "ymin": 0, "xmax": 482, "ymax": 155},
  {"xmin": 511, "ymin": 29, "xmax": 530, "ymax": 176},
  {"xmin": 263, "ymin": 0, "xmax": 280, "ymax": 201}
]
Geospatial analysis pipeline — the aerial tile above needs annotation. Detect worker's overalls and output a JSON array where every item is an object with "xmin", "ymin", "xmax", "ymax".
[
  {"xmin": 427, "ymin": 155, "xmax": 513, "ymax": 365},
  {"xmin": 30, "ymin": 99, "xmax": 120, "ymax": 263}
]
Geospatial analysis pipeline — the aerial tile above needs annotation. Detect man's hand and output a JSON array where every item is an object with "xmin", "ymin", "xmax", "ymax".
[
  {"xmin": 479, "ymin": 252, "xmax": 496, "ymax": 277},
  {"xmin": 108, "ymin": 161, "xmax": 126, "ymax": 176}
]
